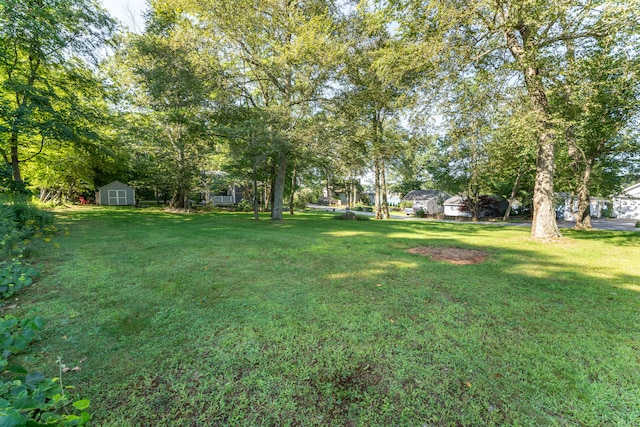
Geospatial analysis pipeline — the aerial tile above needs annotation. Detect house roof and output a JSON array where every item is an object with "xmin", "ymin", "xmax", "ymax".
[
  {"xmin": 403, "ymin": 190, "xmax": 444, "ymax": 201},
  {"xmin": 621, "ymin": 182, "xmax": 640, "ymax": 198},
  {"xmin": 444, "ymin": 195, "xmax": 465, "ymax": 206}
]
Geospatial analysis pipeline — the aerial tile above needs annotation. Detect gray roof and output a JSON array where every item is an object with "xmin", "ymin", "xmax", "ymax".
[
  {"xmin": 403, "ymin": 190, "xmax": 444, "ymax": 201},
  {"xmin": 444, "ymin": 195, "xmax": 465, "ymax": 206}
]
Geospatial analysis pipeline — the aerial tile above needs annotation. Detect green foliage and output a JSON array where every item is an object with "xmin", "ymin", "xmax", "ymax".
[
  {"xmin": 293, "ymin": 188, "xmax": 317, "ymax": 210},
  {"xmin": 0, "ymin": 316, "xmax": 90, "ymax": 426},
  {"xmin": 235, "ymin": 199, "xmax": 253, "ymax": 212},
  {"xmin": 0, "ymin": 200, "xmax": 55, "ymax": 260},
  {"xmin": 0, "ymin": 261, "xmax": 39, "ymax": 299},
  {"xmin": 636, "ymin": 221, "xmax": 640, "ymax": 228},
  {"xmin": 414, "ymin": 207, "xmax": 426, "ymax": 218},
  {"xmin": 332, "ymin": 212, "xmax": 370, "ymax": 221},
  {"xmin": 399, "ymin": 201, "xmax": 413, "ymax": 210},
  {"xmin": 601, "ymin": 206, "xmax": 615, "ymax": 219}
]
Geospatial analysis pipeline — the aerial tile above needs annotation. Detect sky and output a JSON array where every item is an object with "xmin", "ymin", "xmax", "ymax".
[{"xmin": 100, "ymin": 0, "xmax": 148, "ymax": 32}]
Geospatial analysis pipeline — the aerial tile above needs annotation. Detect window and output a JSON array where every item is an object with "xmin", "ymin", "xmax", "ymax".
[{"xmin": 108, "ymin": 189, "xmax": 127, "ymax": 205}]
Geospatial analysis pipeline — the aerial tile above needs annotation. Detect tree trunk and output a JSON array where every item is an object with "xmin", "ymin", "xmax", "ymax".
[
  {"xmin": 575, "ymin": 161, "xmax": 593, "ymax": 230},
  {"xmin": 381, "ymin": 158, "xmax": 390, "ymax": 219},
  {"xmin": 525, "ymin": 68, "xmax": 561, "ymax": 240},
  {"xmin": 252, "ymin": 162, "xmax": 260, "ymax": 220},
  {"xmin": 503, "ymin": 170, "xmax": 523, "ymax": 221},
  {"xmin": 504, "ymin": 27, "xmax": 560, "ymax": 240},
  {"xmin": 374, "ymin": 156, "xmax": 382, "ymax": 219},
  {"xmin": 9, "ymin": 136, "xmax": 22, "ymax": 182},
  {"xmin": 271, "ymin": 149, "xmax": 287, "ymax": 220},
  {"xmin": 288, "ymin": 165, "xmax": 297, "ymax": 215}
]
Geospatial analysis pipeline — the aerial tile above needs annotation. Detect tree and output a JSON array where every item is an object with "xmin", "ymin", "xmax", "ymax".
[
  {"xmin": 336, "ymin": 5, "xmax": 414, "ymax": 219},
  {"xmin": 0, "ymin": 0, "xmax": 114, "ymax": 183},
  {"xmin": 552, "ymin": 41, "xmax": 640, "ymax": 229},
  {"xmin": 178, "ymin": 0, "xmax": 342, "ymax": 219},
  {"xmin": 392, "ymin": 0, "xmax": 638, "ymax": 239},
  {"xmin": 118, "ymin": 4, "xmax": 220, "ymax": 209}
]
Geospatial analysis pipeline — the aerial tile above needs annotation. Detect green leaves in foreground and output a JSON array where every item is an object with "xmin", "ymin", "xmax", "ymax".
[{"xmin": 0, "ymin": 316, "xmax": 90, "ymax": 426}]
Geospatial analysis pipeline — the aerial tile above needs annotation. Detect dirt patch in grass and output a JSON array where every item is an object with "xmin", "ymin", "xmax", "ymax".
[{"xmin": 406, "ymin": 246, "xmax": 489, "ymax": 265}]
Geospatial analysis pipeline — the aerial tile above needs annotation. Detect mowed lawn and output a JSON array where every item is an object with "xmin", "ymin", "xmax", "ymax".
[{"xmin": 16, "ymin": 206, "xmax": 640, "ymax": 426}]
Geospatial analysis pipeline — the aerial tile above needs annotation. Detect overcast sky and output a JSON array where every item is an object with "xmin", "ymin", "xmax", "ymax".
[{"xmin": 101, "ymin": 0, "xmax": 148, "ymax": 32}]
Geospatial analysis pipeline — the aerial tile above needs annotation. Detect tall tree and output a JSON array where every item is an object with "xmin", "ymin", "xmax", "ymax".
[
  {"xmin": 0, "ymin": 0, "xmax": 114, "ymax": 183},
  {"xmin": 118, "ymin": 4, "xmax": 220, "ymax": 209},
  {"xmin": 392, "ymin": 0, "xmax": 638, "ymax": 239},
  {"xmin": 178, "ymin": 0, "xmax": 341, "ymax": 219},
  {"xmin": 552, "ymin": 41, "xmax": 640, "ymax": 229},
  {"xmin": 337, "ymin": 5, "xmax": 413, "ymax": 219}
]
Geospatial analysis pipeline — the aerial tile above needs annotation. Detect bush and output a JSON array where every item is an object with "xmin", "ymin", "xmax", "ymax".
[
  {"xmin": 635, "ymin": 221, "xmax": 640, "ymax": 228},
  {"xmin": 601, "ymin": 206, "xmax": 615, "ymax": 219},
  {"xmin": 293, "ymin": 188, "xmax": 318, "ymax": 209},
  {"xmin": 0, "ymin": 260, "xmax": 39, "ymax": 300},
  {"xmin": 332, "ymin": 212, "xmax": 370, "ymax": 221},
  {"xmin": 414, "ymin": 208, "xmax": 426, "ymax": 218},
  {"xmin": 1, "ymin": 201, "xmax": 55, "ymax": 260},
  {"xmin": 235, "ymin": 198, "xmax": 253, "ymax": 212}
]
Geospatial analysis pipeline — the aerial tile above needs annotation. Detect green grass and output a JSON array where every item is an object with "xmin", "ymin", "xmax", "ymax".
[{"xmin": 14, "ymin": 206, "xmax": 640, "ymax": 426}]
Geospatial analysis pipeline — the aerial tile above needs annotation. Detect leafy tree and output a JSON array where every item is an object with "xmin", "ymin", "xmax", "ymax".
[
  {"xmin": 551, "ymin": 40, "xmax": 640, "ymax": 229},
  {"xmin": 178, "ymin": 0, "xmax": 342, "ymax": 219},
  {"xmin": 392, "ymin": 0, "xmax": 638, "ymax": 239},
  {"xmin": 0, "ymin": 0, "xmax": 115, "ymax": 183},
  {"xmin": 117, "ymin": 4, "xmax": 221, "ymax": 209}
]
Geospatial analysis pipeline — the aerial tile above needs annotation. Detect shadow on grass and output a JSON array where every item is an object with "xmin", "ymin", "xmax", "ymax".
[{"xmin": 27, "ymin": 207, "xmax": 640, "ymax": 426}]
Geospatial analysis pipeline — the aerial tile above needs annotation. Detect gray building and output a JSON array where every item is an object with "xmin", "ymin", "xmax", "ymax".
[{"xmin": 97, "ymin": 181, "xmax": 136, "ymax": 206}]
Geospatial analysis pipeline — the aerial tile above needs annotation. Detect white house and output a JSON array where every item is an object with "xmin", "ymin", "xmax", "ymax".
[
  {"xmin": 613, "ymin": 182, "xmax": 640, "ymax": 219},
  {"xmin": 403, "ymin": 190, "xmax": 448, "ymax": 214},
  {"xmin": 561, "ymin": 197, "xmax": 607, "ymax": 221},
  {"xmin": 443, "ymin": 195, "xmax": 472, "ymax": 217}
]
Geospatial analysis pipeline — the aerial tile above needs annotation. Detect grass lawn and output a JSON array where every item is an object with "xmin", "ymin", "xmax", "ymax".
[{"xmin": 14, "ymin": 206, "xmax": 640, "ymax": 426}]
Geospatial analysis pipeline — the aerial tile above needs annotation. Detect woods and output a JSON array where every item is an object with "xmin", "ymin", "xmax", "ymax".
[{"xmin": 2, "ymin": 0, "xmax": 639, "ymax": 238}]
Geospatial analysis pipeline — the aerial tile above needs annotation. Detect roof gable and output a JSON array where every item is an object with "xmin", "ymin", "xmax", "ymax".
[
  {"xmin": 621, "ymin": 182, "xmax": 640, "ymax": 197},
  {"xmin": 98, "ymin": 181, "xmax": 134, "ymax": 191}
]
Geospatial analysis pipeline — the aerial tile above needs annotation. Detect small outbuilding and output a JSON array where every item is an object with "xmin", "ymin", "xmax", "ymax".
[
  {"xmin": 443, "ymin": 195, "xmax": 472, "ymax": 217},
  {"xmin": 96, "ymin": 181, "xmax": 136, "ymax": 206},
  {"xmin": 403, "ymin": 190, "xmax": 448, "ymax": 214}
]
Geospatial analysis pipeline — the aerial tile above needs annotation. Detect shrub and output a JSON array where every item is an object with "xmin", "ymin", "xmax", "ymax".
[
  {"xmin": 601, "ymin": 205, "xmax": 615, "ymax": 219},
  {"xmin": 414, "ymin": 208, "xmax": 426, "ymax": 218},
  {"xmin": 0, "ymin": 260, "xmax": 40, "ymax": 299},
  {"xmin": 332, "ymin": 212, "xmax": 370, "ymax": 221},
  {"xmin": 635, "ymin": 221, "xmax": 640, "ymax": 228},
  {"xmin": 235, "ymin": 198, "xmax": 253, "ymax": 212},
  {"xmin": 293, "ymin": 188, "xmax": 318, "ymax": 209},
  {"xmin": 0, "ymin": 201, "xmax": 55, "ymax": 260}
]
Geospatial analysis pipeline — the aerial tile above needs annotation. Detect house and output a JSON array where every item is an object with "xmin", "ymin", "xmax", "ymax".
[
  {"xmin": 96, "ymin": 181, "xmax": 136, "ymax": 206},
  {"xmin": 613, "ymin": 182, "xmax": 640, "ymax": 219},
  {"xmin": 560, "ymin": 196, "xmax": 607, "ymax": 220},
  {"xmin": 443, "ymin": 195, "xmax": 471, "ymax": 217},
  {"xmin": 403, "ymin": 190, "xmax": 448, "ymax": 214}
]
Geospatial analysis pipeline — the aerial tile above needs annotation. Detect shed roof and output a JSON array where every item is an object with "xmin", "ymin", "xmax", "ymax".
[
  {"xmin": 98, "ymin": 180, "xmax": 134, "ymax": 191},
  {"xmin": 444, "ymin": 195, "xmax": 465, "ymax": 206}
]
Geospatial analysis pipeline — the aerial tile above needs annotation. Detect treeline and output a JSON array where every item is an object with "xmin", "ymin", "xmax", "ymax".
[{"xmin": 1, "ymin": 0, "xmax": 639, "ymax": 239}]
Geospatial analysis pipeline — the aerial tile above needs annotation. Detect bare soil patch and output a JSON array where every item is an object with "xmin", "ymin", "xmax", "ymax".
[{"xmin": 406, "ymin": 246, "xmax": 489, "ymax": 265}]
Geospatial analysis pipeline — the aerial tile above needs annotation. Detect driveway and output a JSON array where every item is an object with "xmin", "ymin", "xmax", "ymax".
[{"xmin": 307, "ymin": 205, "xmax": 639, "ymax": 232}]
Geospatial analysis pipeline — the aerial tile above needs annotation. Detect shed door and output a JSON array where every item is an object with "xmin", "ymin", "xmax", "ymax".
[{"xmin": 108, "ymin": 189, "xmax": 127, "ymax": 205}]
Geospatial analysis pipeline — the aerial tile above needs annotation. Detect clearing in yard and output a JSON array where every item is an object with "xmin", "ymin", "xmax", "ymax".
[{"xmin": 14, "ymin": 206, "xmax": 640, "ymax": 426}]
